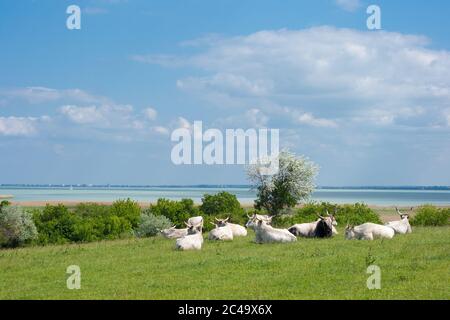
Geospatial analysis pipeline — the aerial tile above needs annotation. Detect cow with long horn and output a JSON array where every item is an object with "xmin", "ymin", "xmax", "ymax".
[
  {"xmin": 384, "ymin": 207, "xmax": 412, "ymax": 234},
  {"xmin": 175, "ymin": 222, "xmax": 204, "ymax": 250},
  {"xmin": 160, "ymin": 225, "xmax": 188, "ymax": 239},
  {"xmin": 215, "ymin": 216, "xmax": 247, "ymax": 237},
  {"xmin": 288, "ymin": 210, "xmax": 336, "ymax": 238},
  {"xmin": 208, "ymin": 220, "xmax": 234, "ymax": 241}
]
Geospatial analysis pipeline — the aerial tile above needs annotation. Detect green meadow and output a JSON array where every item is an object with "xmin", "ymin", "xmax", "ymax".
[{"xmin": 0, "ymin": 226, "xmax": 449, "ymax": 300}]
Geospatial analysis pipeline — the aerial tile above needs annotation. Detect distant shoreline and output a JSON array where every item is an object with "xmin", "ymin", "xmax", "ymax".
[
  {"xmin": 2, "ymin": 184, "xmax": 450, "ymax": 191},
  {"xmin": 12, "ymin": 200, "xmax": 450, "ymax": 209}
]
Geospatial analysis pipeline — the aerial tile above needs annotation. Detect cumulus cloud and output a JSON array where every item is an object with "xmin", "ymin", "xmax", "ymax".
[
  {"xmin": 152, "ymin": 126, "xmax": 170, "ymax": 135},
  {"xmin": 215, "ymin": 108, "xmax": 269, "ymax": 128},
  {"xmin": 0, "ymin": 116, "xmax": 49, "ymax": 136},
  {"xmin": 139, "ymin": 27, "xmax": 450, "ymax": 132},
  {"xmin": 297, "ymin": 113, "xmax": 338, "ymax": 128},
  {"xmin": 60, "ymin": 105, "xmax": 106, "ymax": 124},
  {"xmin": 60, "ymin": 104, "xmax": 135, "ymax": 127},
  {"xmin": 0, "ymin": 87, "xmax": 111, "ymax": 105},
  {"xmin": 0, "ymin": 85, "xmax": 178, "ymax": 142}
]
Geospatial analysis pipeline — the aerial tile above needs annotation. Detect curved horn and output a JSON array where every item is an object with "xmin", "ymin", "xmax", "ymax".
[
  {"xmin": 224, "ymin": 217, "xmax": 229, "ymax": 222},
  {"xmin": 209, "ymin": 221, "xmax": 216, "ymax": 226},
  {"xmin": 215, "ymin": 217, "xmax": 220, "ymax": 221},
  {"xmin": 317, "ymin": 213, "xmax": 325, "ymax": 220},
  {"xmin": 326, "ymin": 210, "xmax": 330, "ymax": 216},
  {"xmin": 184, "ymin": 221, "xmax": 191, "ymax": 227}
]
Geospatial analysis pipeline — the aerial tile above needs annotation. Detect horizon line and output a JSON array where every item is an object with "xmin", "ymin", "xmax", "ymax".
[{"xmin": 1, "ymin": 184, "xmax": 450, "ymax": 190}]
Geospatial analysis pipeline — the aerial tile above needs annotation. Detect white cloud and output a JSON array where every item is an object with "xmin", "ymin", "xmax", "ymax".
[
  {"xmin": 335, "ymin": 0, "xmax": 361, "ymax": 12},
  {"xmin": 215, "ymin": 108, "xmax": 269, "ymax": 128},
  {"xmin": 0, "ymin": 87, "xmax": 112, "ymax": 105},
  {"xmin": 0, "ymin": 117, "xmax": 39, "ymax": 136},
  {"xmin": 143, "ymin": 27, "xmax": 450, "ymax": 131},
  {"xmin": 60, "ymin": 104, "xmax": 135, "ymax": 128},
  {"xmin": 297, "ymin": 113, "xmax": 338, "ymax": 128},
  {"xmin": 352, "ymin": 106, "xmax": 426, "ymax": 126},
  {"xmin": 60, "ymin": 105, "xmax": 105, "ymax": 124},
  {"xmin": 143, "ymin": 107, "xmax": 157, "ymax": 121},
  {"xmin": 152, "ymin": 126, "xmax": 170, "ymax": 135}
]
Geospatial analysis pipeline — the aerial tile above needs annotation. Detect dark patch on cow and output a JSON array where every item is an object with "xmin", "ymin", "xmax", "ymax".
[
  {"xmin": 314, "ymin": 219, "xmax": 333, "ymax": 238},
  {"xmin": 288, "ymin": 226, "xmax": 299, "ymax": 236}
]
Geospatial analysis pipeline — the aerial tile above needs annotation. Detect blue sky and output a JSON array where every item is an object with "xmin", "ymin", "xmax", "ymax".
[{"xmin": 1, "ymin": 0, "xmax": 449, "ymax": 185}]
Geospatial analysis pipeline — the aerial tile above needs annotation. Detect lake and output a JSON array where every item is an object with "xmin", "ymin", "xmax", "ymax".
[{"xmin": 1, "ymin": 186, "xmax": 450, "ymax": 206}]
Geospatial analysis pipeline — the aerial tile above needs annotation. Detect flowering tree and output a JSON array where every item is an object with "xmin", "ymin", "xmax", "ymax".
[{"xmin": 246, "ymin": 150, "xmax": 318, "ymax": 216}]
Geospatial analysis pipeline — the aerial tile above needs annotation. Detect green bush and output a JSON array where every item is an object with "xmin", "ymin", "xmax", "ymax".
[
  {"xmin": 410, "ymin": 205, "xmax": 449, "ymax": 226},
  {"xmin": 32, "ymin": 200, "xmax": 141, "ymax": 245},
  {"xmin": 0, "ymin": 205, "xmax": 37, "ymax": 248},
  {"xmin": 72, "ymin": 203, "xmax": 133, "ymax": 241},
  {"xmin": 1, "ymin": 200, "xmax": 12, "ymax": 208},
  {"xmin": 273, "ymin": 202, "xmax": 381, "ymax": 228},
  {"xmin": 135, "ymin": 209, "xmax": 173, "ymax": 237},
  {"xmin": 149, "ymin": 198, "xmax": 199, "ymax": 227},
  {"xmin": 200, "ymin": 192, "xmax": 244, "ymax": 216},
  {"xmin": 32, "ymin": 204, "xmax": 79, "ymax": 245},
  {"xmin": 110, "ymin": 198, "xmax": 141, "ymax": 228}
]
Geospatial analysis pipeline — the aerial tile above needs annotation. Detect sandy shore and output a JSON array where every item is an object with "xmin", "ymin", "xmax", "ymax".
[
  {"xmin": 0, "ymin": 195, "xmax": 14, "ymax": 199},
  {"xmin": 12, "ymin": 200, "xmax": 449, "ymax": 209},
  {"xmin": 13, "ymin": 200, "xmax": 152, "ymax": 208}
]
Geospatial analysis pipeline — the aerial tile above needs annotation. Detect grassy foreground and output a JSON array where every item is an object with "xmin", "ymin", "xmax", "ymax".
[{"xmin": 0, "ymin": 226, "xmax": 449, "ymax": 300}]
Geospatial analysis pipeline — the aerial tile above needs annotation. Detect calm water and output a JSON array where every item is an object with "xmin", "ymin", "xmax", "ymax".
[{"xmin": 1, "ymin": 186, "xmax": 450, "ymax": 206}]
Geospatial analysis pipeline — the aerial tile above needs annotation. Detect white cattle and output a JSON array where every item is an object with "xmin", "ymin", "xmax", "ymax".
[
  {"xmin": 385, "ymin": 207, "xmax": 412, "ymax": 234},
  {"xmin": 345, "ymin": 223, "xmax": 395, "ymax": 240},
  {"xmin": 208, "ymin": 222, "xmax": 234, "ymax": 241},
  {"xmin": 175, "ymin": 223, "xmax": 204, "ymax": 250},
  {"xmin": 187, "ymin": 216, "xmax": 204, "ymax": 228},
  {"xmin": 160, "ymin": 226, "xmax": 188, "ymax": 239},
  {"xmin": 215, "ymin": 217, "xmax": 247, "ymax": 237},
  {"xmin": 245, "ymin": 213, "xmax": 273, "ymax": 230},
  {"xmin": 253, "ymin": 218, "xmax": 297, "ymax": 244}
]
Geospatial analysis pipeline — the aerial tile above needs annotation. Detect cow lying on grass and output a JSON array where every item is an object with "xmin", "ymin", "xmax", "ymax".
[
  {"xmin": 208, "ymin": 221, "xmax": 233, "ymax": 241},
  {"xmin": 160, "ymin": 226, "xmax": 188, "ymax": 239},
  {"xmin": 214, "ymin": 217, "xmax": 247, "ymax": 237},
  {"xmin": 345, "ymin": 222, "xmax": 395, "ymax": 240},
  {"xmin": 385, "ymin": 207, "xmax": 412, "ymax": 234},
  {"xmin": 288, "ymin": 211, "xmax": 337, "ymax": 238},
  {"xmin": 252, "ymin": 217, "xmax": 297, "ymax": 244},
  {"xmin": 245, "ymin": 213, "xmax": 272, "ymax": 230},
  {"xmin": 175, "ymin": 222, "xmax": 204, "ymax": 250}
]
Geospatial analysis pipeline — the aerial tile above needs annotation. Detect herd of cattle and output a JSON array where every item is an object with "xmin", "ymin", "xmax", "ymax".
[{"xmin": 159, "ymin": 208, "xmax": 413, "ymax": 250}]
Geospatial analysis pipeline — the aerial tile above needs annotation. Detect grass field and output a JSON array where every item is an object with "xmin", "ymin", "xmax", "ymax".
[{"xmin": 0, "ymin": 226, "xmax": 449, "ymax": 300}]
